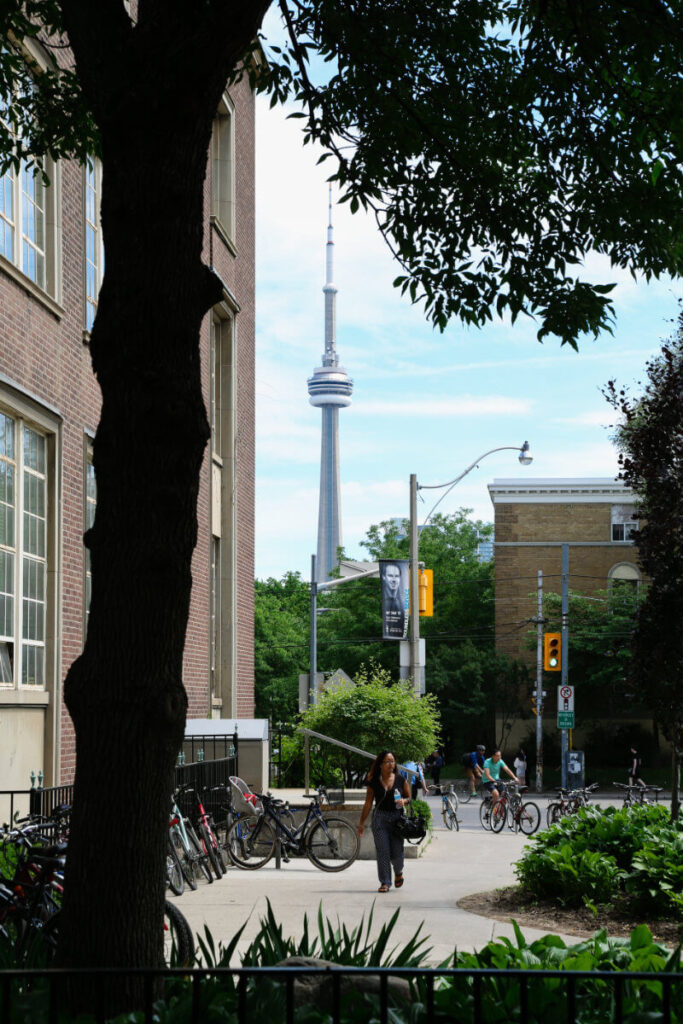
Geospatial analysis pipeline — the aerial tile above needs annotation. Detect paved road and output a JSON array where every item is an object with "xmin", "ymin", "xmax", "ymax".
[{"xmin": 170, "ymin": 791, "xmax": 583, "ymax": 964}]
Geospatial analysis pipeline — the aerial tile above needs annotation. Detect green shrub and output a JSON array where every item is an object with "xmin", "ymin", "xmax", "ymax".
[
  {"xmin": 2, "ymin": 909, "xmax": 681, "ymax": 1023},
  {"xmin": 516, "ymin": 803, "xmax": 683, "ymax": 918},
  {"xmin": 411, "ymin": 797, "xmax": 432, "ymax": 825}
]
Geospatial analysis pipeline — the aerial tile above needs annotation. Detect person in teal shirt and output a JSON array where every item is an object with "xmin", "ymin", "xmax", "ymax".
[{"xmin": 483, "ymin": 750, "xmax": 517, "ymax": 808}]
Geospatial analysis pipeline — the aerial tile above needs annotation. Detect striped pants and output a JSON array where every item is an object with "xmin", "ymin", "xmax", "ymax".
[{"xmin": 371, "ymin": 809, "xmax": 404, "ymax": 887}]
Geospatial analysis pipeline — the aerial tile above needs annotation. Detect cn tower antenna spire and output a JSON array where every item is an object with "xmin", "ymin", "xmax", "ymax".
[
  {"xmin": 323, "ymin": 184, "xmax": 337, "ymax": 365},
  {"xmin": 307, "ymin": 187, "xmax": 354, "ymax": 581}
]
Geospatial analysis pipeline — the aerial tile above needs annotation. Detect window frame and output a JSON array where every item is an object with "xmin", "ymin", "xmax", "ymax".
[
  {"xmin": 210, "ymin": 91, "xmax": 236, "ymax": 250},
  {"xmin": 0, "ymin": 40, "xmax": 62, "ymax": 306},
  {"xmin": 83, "ymin": 158, "xmax": 104, "ymax": 335},
  {"xmin": 0, "ymin": 391, "xmax": 58, "ymax": 694}
]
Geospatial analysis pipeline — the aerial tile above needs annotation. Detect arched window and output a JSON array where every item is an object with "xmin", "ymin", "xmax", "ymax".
[{"xmin": 608, "ymin": 562, "xmax": 641, "ymax": 591}]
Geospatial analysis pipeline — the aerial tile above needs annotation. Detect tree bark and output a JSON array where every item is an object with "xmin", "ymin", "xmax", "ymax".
[{"xmin": 53, "ymin": 0, "xmax": 270, "ymax": 1011}]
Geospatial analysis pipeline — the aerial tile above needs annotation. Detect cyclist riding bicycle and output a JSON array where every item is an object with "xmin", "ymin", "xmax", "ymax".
[
  {"xmin": 461, "ymin": 745, "xmax": 486, "ymax": 796},
  {"xmin": 483, "ymin": 749, "xmax": 517, "ymax": 808}
]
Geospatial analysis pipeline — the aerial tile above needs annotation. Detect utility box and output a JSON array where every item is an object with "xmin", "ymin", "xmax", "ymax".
[{"xmin": 565, "ymin": 749, "xmax": 585, "ymax": 790}]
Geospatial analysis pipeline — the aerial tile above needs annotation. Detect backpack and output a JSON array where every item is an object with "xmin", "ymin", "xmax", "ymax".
[{"xmin": 460, "ymin": 752, "xmax": 471, "ymax": 768}]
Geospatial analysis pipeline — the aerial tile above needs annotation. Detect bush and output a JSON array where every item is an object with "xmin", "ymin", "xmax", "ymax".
[
  {"xmin": 411, "ymin": 797, "xmax": 432, "ymax": 825},
  {"xmin": 2, "ymin": 908, "xmax": 681, "ymax": 1023},
  {"xmin": 515, "ymin": 803, "xmax": 683, "ymax": 917}
]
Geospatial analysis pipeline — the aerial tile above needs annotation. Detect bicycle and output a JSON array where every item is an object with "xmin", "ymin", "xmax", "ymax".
[
  {"xmin": 169, "ymin": 796, "xmax": 213, "ymax": 888},
  {"xmin": 546, "ymin": 783, "xmax": 598, "ymax": 826},
  {"xmin": 179, "ymin": 785, "xmax": 227, "ymax": 880},
  {"xmin": 613, "ymin": 782, "xmax": 663, "ymax": 808},
  {"xmin": 429, "ymin": 784, "xmax": 459, "ymax": 831},
  {"xmin": 225, "ymin": 781, "xmax": 359, "ymax": 872},
  {"xmin": 454, "ymin": 777, "xmax": 486, "ymax": 804},
  {"xmin": 493, "ymin": 785, "xmax": 540, "ymax": 835}
]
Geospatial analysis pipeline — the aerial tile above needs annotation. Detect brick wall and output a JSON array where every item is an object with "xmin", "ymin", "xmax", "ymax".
[{"xmin": 0, "ymin": 73, "xmax": 256, "ymax": 784}]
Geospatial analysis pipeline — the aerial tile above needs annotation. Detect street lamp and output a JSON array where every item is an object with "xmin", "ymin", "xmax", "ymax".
[{"xmin": 409, "ymin": 442, "xmax": 533, "ymax": 693}]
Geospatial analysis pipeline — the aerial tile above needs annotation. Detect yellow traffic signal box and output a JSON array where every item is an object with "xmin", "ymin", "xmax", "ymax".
[
  {"xmin": 419, "ymin": 569, "xmax": 433, "ymax": 617},
  {"xmin": 543, "ymin": 632, "xmax": 561, "ymax": 671}
]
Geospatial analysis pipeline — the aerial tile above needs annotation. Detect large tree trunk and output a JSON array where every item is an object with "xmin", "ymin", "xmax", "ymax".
[{"xmin": 54, "ymin": 0, "xmax": 270, "ymax": 1011}]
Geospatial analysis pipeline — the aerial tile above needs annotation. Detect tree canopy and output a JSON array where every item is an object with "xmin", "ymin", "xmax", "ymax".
[
  {"xmin": 253, "ymin": 0, "xmax": 683, "ymax": 345},
  {"xmin": 256, "ymin": 511, "xmax": 530, "ymax": 753},
  {"xmin": 605, "ymin": 310, "xmax": 683, "ymax": 817}
]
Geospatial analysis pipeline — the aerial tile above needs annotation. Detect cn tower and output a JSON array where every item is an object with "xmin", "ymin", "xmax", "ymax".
[{"xmin": 307, "ymin": 189, "xmax": 353, "ymax": 581}]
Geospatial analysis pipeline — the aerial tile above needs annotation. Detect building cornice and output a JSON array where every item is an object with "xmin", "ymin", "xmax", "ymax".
[{"xmin": 488, "ymin": 477, "xmax": 636, "ymax": 505}]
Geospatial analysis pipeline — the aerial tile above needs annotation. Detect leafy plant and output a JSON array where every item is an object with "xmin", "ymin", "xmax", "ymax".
[{"xmin": 516, "ymin": 803, "xmax": 683, "ymax": 918}]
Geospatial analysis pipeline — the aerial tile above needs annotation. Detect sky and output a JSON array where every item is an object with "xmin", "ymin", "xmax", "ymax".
[{"xmin": 254, "ymin": 10, "xmax": 682, "ymax": 583}]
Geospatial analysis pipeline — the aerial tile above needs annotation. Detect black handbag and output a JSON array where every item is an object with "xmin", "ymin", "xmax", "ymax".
[{"xmin": 393, "ymin": 809, "xmax": 427, "ymax": 844}]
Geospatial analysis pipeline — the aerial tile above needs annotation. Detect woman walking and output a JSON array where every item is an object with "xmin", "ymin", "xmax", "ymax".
[{"xmin": 358, "ymin": 750, "xmax": 411, "ymax": 893}]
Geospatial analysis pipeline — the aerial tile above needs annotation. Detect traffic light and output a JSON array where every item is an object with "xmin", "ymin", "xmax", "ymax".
[
  {"xmin": 544, "ymin": 632, "xmax": 561, "ymax": 671},
  {"xmin": 531, "ymin": 696, "xmax": 537, "ymax": 716},
  {"xmin": 419, "ymin": 569, "xmax": 433, "ymax": 617}
]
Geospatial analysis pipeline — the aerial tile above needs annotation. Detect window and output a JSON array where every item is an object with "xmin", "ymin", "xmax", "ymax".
[
  {"xmin": 84, "ymin": 444, "xmax": 96, "ymax": 634},
  {"xmin": 211, "ymin": 92, "xmax": 235, "ymax": 245},
  {"xmin": 84, "ymin": 159, "xmax": 104, "ymax": 332},
  {"xmin": 611, "ymin": 504, "xmax": 637, "ymax": 542},
  {"xmin": 0, "ymin": 51, "xmax": 60, "ymax": 301},
  {"xmin": 210, "ymin": 536, "xmax": 221, "ymax": 702},
  {"xmin": 0, "ymin": 409, "xmax": 48, "ymax": 688}
]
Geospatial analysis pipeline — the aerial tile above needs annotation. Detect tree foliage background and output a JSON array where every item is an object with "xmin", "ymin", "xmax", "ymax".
[
  {"xmin": 256, "ymin": 511, "xmax": 530, "ymax": 756},
  {"xmin": 605, "ymin": 309, "xmax": 683, "ymax": 815}
]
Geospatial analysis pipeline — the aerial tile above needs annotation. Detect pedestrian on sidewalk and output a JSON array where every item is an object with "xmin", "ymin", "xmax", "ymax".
[
  {"xmin": 358, "ymin": 750, "xmax": 411, "ymax": 893},
  {"xmin": 628, "ymin": 746, "xmax": 646, "ymax": 788},
  {"xmin": 513, "ymin": 748, "xmax": 527, "ymax": 787}
]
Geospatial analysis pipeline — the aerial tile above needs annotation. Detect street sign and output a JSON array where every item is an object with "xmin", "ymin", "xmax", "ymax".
[
  {"xmin": 558, "ymin": 684, "xmax": 574, "ymax": 712},
  {"xmin": 557, "ymin": 711, "xmax": 575, "ymax": 729}
]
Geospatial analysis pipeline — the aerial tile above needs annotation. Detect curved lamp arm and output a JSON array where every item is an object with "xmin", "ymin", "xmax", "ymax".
[{"xmin": 419, "ymin": 442, "xmax": 531, "ymax": 529}]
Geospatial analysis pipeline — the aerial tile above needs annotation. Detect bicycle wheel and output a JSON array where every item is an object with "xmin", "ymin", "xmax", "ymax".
[
  {"xmin": 546, "ymin": 803, "xmax": 563, "ymax": 827},
  {"xmin": 172, "ymin": 827, "xmax": 198, "ymax": 891},
  {"xmin": 187, "ymin": 823, "xmax": 213, "ymax": 883},
  {"xmin": 454, "ymin": 780, "xmax": 472, "ymax": 803},
  {"xmin": 166, "ymin": 838, "xmax": 184, "ymax": 896},
  {"xmin": 226, "ymin": 814, "xmax": 276, "ymax": 869},
  {"xmin": 306, "ymin": 817, "xmax": 359, "ymax": 871},
  {"xmin": 479, "ymin": 798, "xmax": 493, "ymax": 830},
  {"xmin": 490, "ymin": 800, "xmax": 507, "ymax": 833},
  {"xmin": 518, "ymin": 801, "xmax": 541, "ymax": 835},
  {"xmin": 442, "ymin": 795, "xmax": 458, "ymax": 831},
  {"xmin": 200, "ymin": 823, "xmax": 224, "ymax": 880},
  {"xmin": 163, "ymin": 900, "xmax": 193, "ymax": 967}
]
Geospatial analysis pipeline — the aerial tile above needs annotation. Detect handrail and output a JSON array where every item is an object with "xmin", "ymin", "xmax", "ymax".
[{"xmin": 299, "ymin": 727, "xmax": 412, "ymax": 794}]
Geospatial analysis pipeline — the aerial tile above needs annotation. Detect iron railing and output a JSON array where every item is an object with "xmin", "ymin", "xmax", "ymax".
[
  {"xmin": 174, "ymin": 754, "xmax": 238, "ymax": 822},
  {"xmin": 0, "ymin": 964, "xmax": 681, "ymax": 1024}
]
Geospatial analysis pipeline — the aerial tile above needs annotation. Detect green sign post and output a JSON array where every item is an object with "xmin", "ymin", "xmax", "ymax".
[{"xmin": 557, "ymin": 711, "xmax": 575, "ymax": 729}]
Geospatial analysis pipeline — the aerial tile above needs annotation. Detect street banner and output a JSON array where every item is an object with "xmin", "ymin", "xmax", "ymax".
[{"xmin": 379, "ymin": 559, "xmax": 409, "ymax": 640}]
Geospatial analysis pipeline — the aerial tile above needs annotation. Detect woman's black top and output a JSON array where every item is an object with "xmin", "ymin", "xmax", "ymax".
[{"xmin": 367, "ymin": 773, "xmax": 406, "ymax": 812}]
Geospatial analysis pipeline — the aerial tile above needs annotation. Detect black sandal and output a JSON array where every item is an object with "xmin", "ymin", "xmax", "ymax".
[
  {"xmin": 395, "ymin": 874, "xmax": 404, "ymax": 889},
  {"xmin": 377, "ymin": 884, "xmax": 390, "ymax": 893}
]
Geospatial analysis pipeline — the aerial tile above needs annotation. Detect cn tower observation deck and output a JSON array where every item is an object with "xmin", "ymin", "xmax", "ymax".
[{"xmin": 307, "ymin": 191, "xmax": 353, "ymax": 581}]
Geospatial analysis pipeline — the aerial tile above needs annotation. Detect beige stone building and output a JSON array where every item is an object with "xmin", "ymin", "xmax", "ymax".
[
  {"xmin": 489, "ymin": 478, "xmax": 640, "ymax": 661},
  {"xmin": 488, "ymin": 478, "xmax": 643, "ymax": 744}
]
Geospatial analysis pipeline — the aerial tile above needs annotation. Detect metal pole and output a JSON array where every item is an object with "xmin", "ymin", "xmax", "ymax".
[
  {"xmin": 560, "ymin": 544, "xmax": 569, "ymax": 788},
  {"xmin": 304, "ymin": 731, "xmax": 310, "ymax": 795},
  {"xmin": 309, "ymin": 554, "xmax": 317, "ymax": 707},
  {"xmin": 409, "ymin": 473, "xmax": 420, "ymax": 696},
  {"xmin": 536, "ymin": 570, "xmax": 544, "ymax": 793}
]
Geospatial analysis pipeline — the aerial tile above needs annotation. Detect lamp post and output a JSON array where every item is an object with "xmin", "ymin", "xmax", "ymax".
[{"xmin": 409, "ymin": 442, "xmax": 533, "ymax": 694}]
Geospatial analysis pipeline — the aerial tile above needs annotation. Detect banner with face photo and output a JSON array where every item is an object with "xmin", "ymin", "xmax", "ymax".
[{"xmin": 379, "ymin": 559, "xmax": 409, "ymax": 640}]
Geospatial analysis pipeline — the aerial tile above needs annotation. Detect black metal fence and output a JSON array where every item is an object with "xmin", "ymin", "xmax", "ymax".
[
  {"xmin": 0, "ymin": 964, "xmax": 681, "ymax": 1024},
  {"xmin": 174, "ymin": 754, "xmax": 239, "ymax": 822},
  {"xmin": 181, "ymin": 732, "xmax": 237, "ymax": 765}
]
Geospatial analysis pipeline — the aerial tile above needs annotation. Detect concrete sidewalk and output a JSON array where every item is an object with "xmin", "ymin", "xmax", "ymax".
[{"xmin": 170, "ymin": 795, "xmax": 582, "ymax": 964}]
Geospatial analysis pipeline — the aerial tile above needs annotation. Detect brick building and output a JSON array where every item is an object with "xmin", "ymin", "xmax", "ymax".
[
  {"xmin": 0, "ymin": 33, "xmax": 255, "ymax": 793},
  {"xmin": 488, "ymin": 478, "xmax": 642, "ymax": 742}
]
